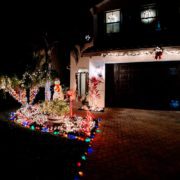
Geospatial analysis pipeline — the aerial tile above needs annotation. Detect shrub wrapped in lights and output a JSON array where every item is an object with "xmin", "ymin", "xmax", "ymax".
[
  {"xmin": 15, "ymin": 104, "xmax": 48, "ymax": 126},
  {"xmin": 13, "ymin": 104, "xmax": 96, "ymax": 137},
  {"xmin": 1, "ymin": 73, "xmax": 97, "ymax": 138},
  {"xmin": 40, "ymin": 99, "xmax": 69, "ymax": 118},
  {"xmin": 1, "ymin": 61, "xmax": 97, "ymax": 140}
]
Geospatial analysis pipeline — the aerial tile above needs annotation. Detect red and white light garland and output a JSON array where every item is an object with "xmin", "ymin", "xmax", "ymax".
[
  {"xmin": 13, "ymin": 104, "xmax": 96, "ymax": 136},
  {"xmin": 29, "ymin": 86, "xmax": 39, "ymax": 104},
  {"xmin": 8, "ymin": 88, "xmax": 27, "ymax": 105}
]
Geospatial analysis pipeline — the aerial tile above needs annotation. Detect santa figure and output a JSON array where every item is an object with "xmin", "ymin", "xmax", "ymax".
[
  {"xmin": 53, "ymin": 78, "xmax": 64, "ymax": 100},
  {"xmin": 155, "ymin": 46, "xmax": 163, "ymax": 60}
]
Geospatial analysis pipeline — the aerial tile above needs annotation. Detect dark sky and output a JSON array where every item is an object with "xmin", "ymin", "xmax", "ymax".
[
  {"xmin": 2, "ymin": 1, "xmax": 102, "ymax": 43},
  {"xmin": 1, "ymin": 0, "xmax": 102, "ymax": 74}
]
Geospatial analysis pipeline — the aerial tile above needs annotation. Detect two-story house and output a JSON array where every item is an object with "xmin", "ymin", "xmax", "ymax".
[{"xmin": 70, "ymin": 0, "xmax": 180, "ymax": 111}]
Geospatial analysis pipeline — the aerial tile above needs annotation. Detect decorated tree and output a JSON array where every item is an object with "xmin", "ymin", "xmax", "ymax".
[
  {"xmin": 2, "ymin": 32, "xmax": 98, "ymax": 140},
  {"xmin": 0, "ymin": 33, "xmax": 59, "ymax": 105},
  {"xmin": 89, "ymin": 76, "xmax": 103, "ymax": 110}
]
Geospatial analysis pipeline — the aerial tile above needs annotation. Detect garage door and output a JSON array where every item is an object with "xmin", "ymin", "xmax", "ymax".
[{"xmin": 105, "ymin": 62, "xmax": 180, "ymax": 109}]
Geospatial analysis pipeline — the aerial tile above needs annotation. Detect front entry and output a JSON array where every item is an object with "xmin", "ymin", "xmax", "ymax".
[{"xmin": 76, "ymin": 69, "xmax": 89, "ymax": 99}]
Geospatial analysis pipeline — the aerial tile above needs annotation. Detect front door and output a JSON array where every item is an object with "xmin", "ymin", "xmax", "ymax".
[{"xmin": 76, "ymin": 70, "xmax": 89, "ymax": 99}]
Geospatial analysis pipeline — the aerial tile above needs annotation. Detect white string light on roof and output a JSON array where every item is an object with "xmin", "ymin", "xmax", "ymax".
[{"xmin": 101, "ymin": 47, "xmax": 180, "ymax": 57}]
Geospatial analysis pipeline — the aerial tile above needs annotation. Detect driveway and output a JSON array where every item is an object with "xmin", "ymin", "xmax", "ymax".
[{"xmin": 79, "ymin": 108, "xmax": 180, "ymax": 180}]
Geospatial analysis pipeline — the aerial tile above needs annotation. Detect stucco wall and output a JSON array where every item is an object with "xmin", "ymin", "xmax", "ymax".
[
  {"xmin": 70, "ymin": 47, "xmax": 180, "ymax": 108},
  {"xmin": 88, "ymin": 48, "xmax": 180, "ymax": 108}
]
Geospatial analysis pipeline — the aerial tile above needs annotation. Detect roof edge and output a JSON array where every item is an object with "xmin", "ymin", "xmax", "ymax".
[{"xmin": 82, "ymin": 46, "xmax": 180, "ymax": 57}]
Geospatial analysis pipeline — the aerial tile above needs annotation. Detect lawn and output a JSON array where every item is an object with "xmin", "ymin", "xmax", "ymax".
[{"xmin": 0, "ymin": 108, "xmax": 89, "ymax": 180}]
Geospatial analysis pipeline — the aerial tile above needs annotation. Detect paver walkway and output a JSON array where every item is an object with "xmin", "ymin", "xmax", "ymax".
[{"xmin": 75, "ymin": 107, "xmax": 180, "ymax": 180}]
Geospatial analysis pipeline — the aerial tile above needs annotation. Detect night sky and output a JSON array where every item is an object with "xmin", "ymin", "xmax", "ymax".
[{"xmin": 1, "ymin": 0, "xmax": 101, "ymax": 74}]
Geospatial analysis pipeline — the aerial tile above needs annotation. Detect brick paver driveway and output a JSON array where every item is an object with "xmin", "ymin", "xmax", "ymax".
[{"xmin": 79, "ymin": 108, "xmax": 180, "ymax": 180}]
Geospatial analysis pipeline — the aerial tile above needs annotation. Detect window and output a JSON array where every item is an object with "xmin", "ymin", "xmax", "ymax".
[
  {"xmin": 105, "ymin": 10, "xmax": 120, "ymax": 33},
  {"xmin": 141, "ymin": 8, "xmax": 156, "ymax": 24}
]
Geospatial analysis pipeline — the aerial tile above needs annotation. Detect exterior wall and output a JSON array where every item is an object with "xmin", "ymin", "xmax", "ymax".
[
  {"xmin": 70, "ymin": 47, "xmax": 180, "ymax": 108},
  {"xmin": 93, "ymin": 1, "xmax": 180, "ymax": 49},
  {"xmin": 87, "ymin": 47, "xmax": 180, "ymax": 108}
]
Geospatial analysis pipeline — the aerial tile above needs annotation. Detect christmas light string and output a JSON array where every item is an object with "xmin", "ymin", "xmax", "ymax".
[
  {"xmin": 9, "ymin": 106, "xmax": 98, "ymax": 140},
  {"xmin": 9, "ymin": 108, "xmax": 102, "ymax": 179},
  {"xmin": 74, "ymin": 117, "xmax": 102, "ymax": 179}
]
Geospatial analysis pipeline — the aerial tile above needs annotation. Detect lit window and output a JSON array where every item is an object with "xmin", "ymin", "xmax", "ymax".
[
  {"xmin": 141, "ymin": 9, "xmax": 156, "ymax": 24},
  {"xmin": 105, "ymin": 10, "xmax": 120, "ymax": 33}
]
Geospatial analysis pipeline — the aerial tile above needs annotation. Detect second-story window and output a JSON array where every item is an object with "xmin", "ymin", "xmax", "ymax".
[
  {"xmin": 105, "ymin": 9, "xmax": 120, "ymax": 33},
  {"xmin": 141, "ymin": 8, "xmax": 156, "ymax": 24}
]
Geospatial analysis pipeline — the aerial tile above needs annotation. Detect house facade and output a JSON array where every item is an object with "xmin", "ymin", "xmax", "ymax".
[{"xmin": 70, "ymin": 0, "xmax": 180, "ymax": 110}]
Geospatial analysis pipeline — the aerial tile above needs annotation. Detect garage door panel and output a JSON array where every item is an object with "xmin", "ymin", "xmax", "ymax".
[{"xmin": 105, "ymin": 62, "xmax": 180, "ymax": 109}]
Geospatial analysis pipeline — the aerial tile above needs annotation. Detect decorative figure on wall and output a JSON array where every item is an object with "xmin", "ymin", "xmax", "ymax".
[
  {"xmin": 155, "ymin": 46, "xmax": 163, "ymax": 60},
  {"xmin": 53, "ymin": 79, "xmax": 64, "ymax": 100},
  {"xmin": 89, "ymin": 76, "xmax": 103, "ymax": 111}
]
